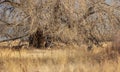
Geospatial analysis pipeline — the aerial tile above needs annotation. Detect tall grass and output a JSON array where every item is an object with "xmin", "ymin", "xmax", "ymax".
[{"xmin": 0, "ymin": 43, "xmax": 119, "ymax": 72}]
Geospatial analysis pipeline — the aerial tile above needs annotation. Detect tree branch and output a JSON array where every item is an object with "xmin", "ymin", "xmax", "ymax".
[{"xmin": 0, "ymin": 34, "xmax": 29, "ymax": 43}]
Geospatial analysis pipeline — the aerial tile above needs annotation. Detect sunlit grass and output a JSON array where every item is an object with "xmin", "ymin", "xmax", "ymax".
[{"xmin": 0, "ymin": 42, "xmax": 119, "ymax": 72}]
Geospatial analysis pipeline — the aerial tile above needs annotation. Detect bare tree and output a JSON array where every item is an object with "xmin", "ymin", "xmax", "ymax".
[{"xmin": 0, "ymin": 0, "xmax": 120, "ymax": 49}]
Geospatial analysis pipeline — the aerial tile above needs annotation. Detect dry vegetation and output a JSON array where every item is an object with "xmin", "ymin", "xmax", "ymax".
[
  {"xmin": 0, "ymin": 41, "xmax": 119, "ymax": 72},
  {"xmin": 0, "ymin": 0, "xmax": 120, "ymax": 72}
]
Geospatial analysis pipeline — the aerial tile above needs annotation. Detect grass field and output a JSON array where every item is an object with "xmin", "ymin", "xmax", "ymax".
[{"xmin": 0, "ymin": 42, "xmax": 119, "ymax": 72}]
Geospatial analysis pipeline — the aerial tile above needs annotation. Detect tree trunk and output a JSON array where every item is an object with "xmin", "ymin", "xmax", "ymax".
[{"xmin": 29, "ymin": 28, "xmax": 45, "ymax": 48}]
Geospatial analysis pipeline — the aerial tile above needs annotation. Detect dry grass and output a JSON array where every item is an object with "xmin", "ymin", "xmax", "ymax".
[
  {"xmin": 0, "ymin": 0, "xmax": 120, "ymax": 72},
  {"xmin": 0, "ymin": 42, "xmax": 119, "ymax": 72}
]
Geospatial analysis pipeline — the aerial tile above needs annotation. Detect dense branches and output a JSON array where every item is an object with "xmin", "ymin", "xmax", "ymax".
[{"xmin": 0, "ymin": 0, "xmax": 120, "ymax": 48}]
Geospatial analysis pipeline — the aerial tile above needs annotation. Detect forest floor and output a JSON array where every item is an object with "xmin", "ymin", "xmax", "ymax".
[{"xmin": 0, "ymin": 41, "xmax": 119, "ymax": 72}]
